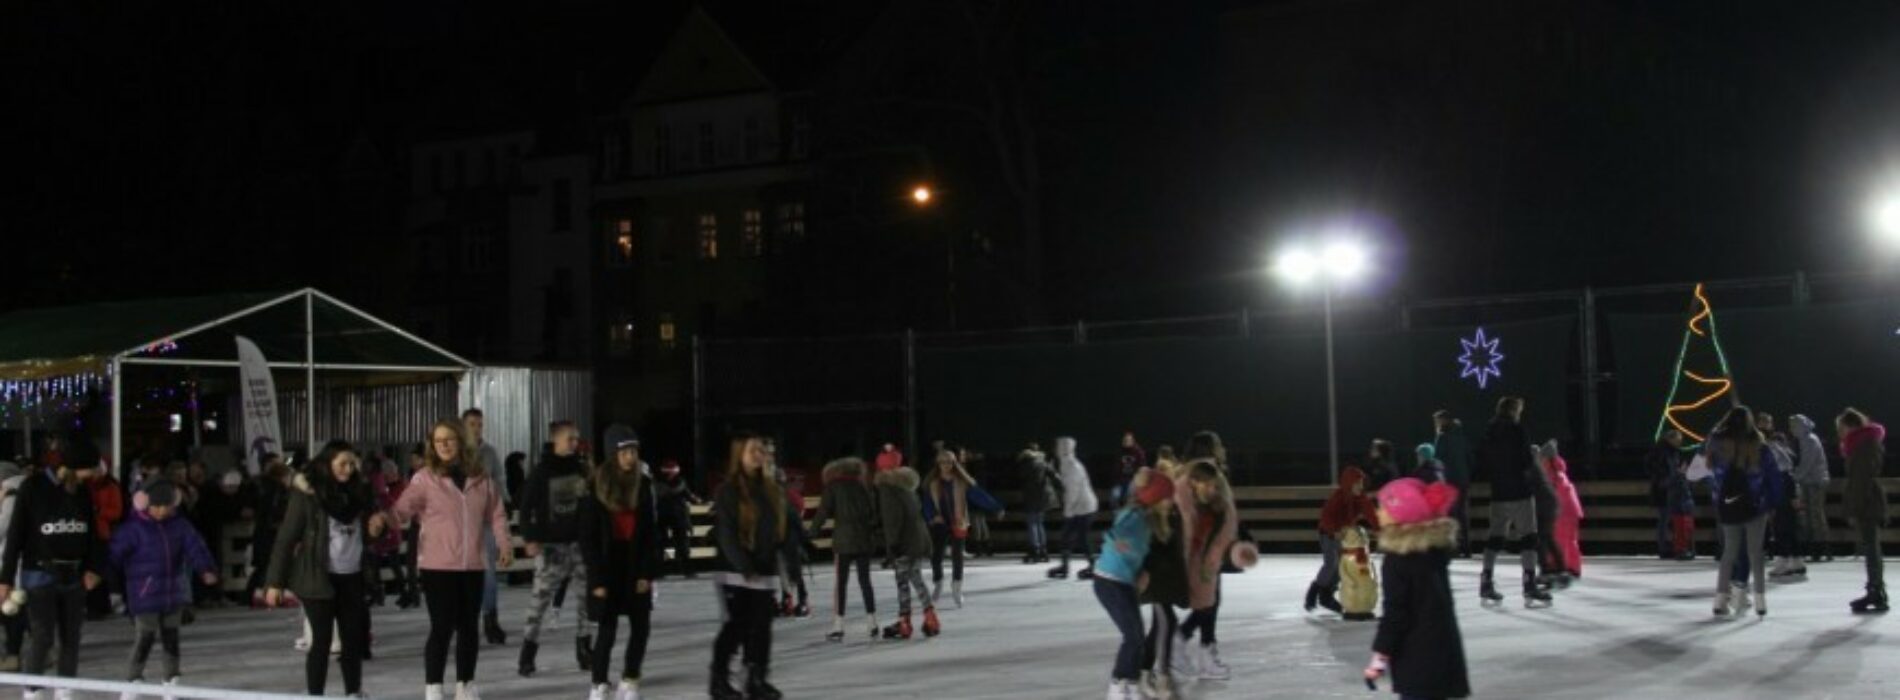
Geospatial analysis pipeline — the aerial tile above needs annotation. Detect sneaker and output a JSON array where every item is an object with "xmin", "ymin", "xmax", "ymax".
[
  {"xmin": 454, "ymin": 681, "xmax": 482, "ymax": 700},
  {"xmin": 1196, "ymin": 642, "xmax": 1231, "ymax": 681},
  {"xmin": 615, "ymin": 679, "xmax": 641, "ymax": 700},
  {"xmin": 587, "ymin": 684, "xmax": 611, "ymax": 700}
]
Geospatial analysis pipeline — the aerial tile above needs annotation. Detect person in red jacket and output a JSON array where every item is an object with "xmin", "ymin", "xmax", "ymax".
[
  {"xmin": 1307, "ymin": 466, "xmax": 1376, "ymax": 614},
  {"xmin": 87, "ymin": 468, "xmax": 126, "ymax": 619}
]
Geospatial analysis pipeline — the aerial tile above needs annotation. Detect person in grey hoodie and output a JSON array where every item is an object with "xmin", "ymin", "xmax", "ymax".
[
  {"xmin": 1048, "ymin": 437, "xmax": 1100, "ymax": 580},
  {"xmin": 1790, "ymin": 415, "xmax": 1832, "ymax": 563}
]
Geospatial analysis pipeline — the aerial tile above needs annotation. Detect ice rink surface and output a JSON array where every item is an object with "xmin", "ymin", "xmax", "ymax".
[{"xmin": 11, "ymin": 555, "xmax": 1897, "ymax": 699}]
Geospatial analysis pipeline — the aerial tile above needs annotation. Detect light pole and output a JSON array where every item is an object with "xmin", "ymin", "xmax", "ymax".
[
  {"xmin": 910, "ymin": 183, "xmax": 956, "ymax": 330},
  {"xmin": 1274, "ymin": 238, "xmax": 1368, "ymax": 485}
]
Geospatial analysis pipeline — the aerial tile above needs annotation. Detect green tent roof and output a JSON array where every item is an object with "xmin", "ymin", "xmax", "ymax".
[{"xmin": 0, "ymin": 289, "xmax": 471, "ymax": 381}]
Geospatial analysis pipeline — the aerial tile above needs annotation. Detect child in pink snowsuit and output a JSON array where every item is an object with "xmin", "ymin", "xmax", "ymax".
[{"xmin": 1538, "ymin": 441, "xmax": 1585, "ymax": 576}]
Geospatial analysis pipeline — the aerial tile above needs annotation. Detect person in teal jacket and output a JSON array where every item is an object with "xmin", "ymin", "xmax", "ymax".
[{"xmin": 1093, "ymin": 469, "xmax": 1177, "ymax": 700}]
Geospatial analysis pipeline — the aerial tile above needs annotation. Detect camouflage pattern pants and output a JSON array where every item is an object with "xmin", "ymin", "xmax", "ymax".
[
  {"xmin": 892, "ymin": 555, "xmax": 933, "ymax": 614},
  {"xmin": 522, "ymin": 543, "xmax": 593, "ymax": 644}
]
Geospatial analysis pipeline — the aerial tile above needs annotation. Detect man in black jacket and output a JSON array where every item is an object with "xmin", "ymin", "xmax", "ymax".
[
  {"xmin": 1475, "ymin": 397, "xmax": 1552, "ymax": 607},
  {"xmin": 517, "ymin": 420, "xmax": 594, "ymax": 677},
  {"xmin": 0, "ymin": 437, "xmax": 106, "ymax": 695}
]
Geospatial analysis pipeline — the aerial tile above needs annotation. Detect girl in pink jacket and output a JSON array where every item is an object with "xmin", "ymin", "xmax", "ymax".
[
  {"xmin": 1538, "ymin": 440, "xmax": 1585, "ymax": 580},
  {"xmin": 391, "ymin": 420, "xmax": 515, "ymax": 700}
]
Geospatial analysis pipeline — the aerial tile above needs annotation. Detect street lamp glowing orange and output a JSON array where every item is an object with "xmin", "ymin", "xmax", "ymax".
[{"xmin": 912, "ymin": 185, "xmax": 933, "ymax": 205}]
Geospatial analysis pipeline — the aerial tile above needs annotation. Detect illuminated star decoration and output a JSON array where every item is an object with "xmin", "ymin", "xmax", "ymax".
[{"xmin": 1458, "ymin": 327, "xmax": 1504, "ymax": 390}]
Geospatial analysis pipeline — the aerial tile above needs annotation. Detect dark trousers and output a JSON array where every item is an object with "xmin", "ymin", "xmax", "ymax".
[
  {"xmin": 1654, "ymin": 505, "xmax": 1673, "ymax": 556},
  {"xmin": 2, "ymin": 607, "xmax": 25, "ymax": 656},
  {"xmin": 1058, "ymin": 515, "xmax": 1095, "ymax": 569},
  {"xmin": 24, "ymin": 582, "xmax": 85, "ymax": 681},
  {"xmin": 661, "ymin": 508, "xmax": 693, "ymax": 574},
  {"xmin": 421, "ymin": 570, "xmax": 484, "ymax": 685},
  {"xmin": 712, "ymin": 585, "xmax": 774, "ymax": 673},
  {"xmin": 590, "ymin": 592, "xmax": 653, "ymax": 685},
  {"xmin": 1093, "ymin": 578, "xmax": 1143, "ymax": 682},
  {"xmin": 302, "ymin": 574, "xmax": 369, "ymax": 695},
  {"xmin": 1860, "ymin": 520, "xmax": 1886, "ymax": 588},
  {"xmin": 929, "ymin": 525, "xmax": 965, "ymax": 583},
  {"xmin": 248, "ymin": 528, "xmax": 277, "ymax": 596},
  {"xmin": 1180, "ymin": 584, "xmax": 1220, "ymax": 645},
  {"xmin": 832, "ymin": 554, "xmax": 875, "ymax": 615},
  {"xmin": 1141, "ymin": 602, "xmax": 1178, "ymax": 673},
  {"xmin": 1773, "ymin": 503, "xmax": 1801, "ymax": 558}
]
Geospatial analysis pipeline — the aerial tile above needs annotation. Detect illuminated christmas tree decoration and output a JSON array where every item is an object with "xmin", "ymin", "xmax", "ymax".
[
  {"xmin": 1654, "ymin": 283, "xmax": 1736, "ymax": 445},
  {"xmin": 1457, "ymin": 327, "xmax": 1504, "ymax": 389}
]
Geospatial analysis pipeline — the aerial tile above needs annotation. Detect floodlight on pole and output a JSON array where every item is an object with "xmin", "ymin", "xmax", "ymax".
[
  {"xmin": 1870, "ymin": 188, "xmax": 1900, "ymax": 251},
  {"xmin": 1271, "ymin": 233, "xmax": 1375, "ymax": 486},
  {"xmin": 912, "ymin": 185, "xmax": 934, "ymax": 206}
]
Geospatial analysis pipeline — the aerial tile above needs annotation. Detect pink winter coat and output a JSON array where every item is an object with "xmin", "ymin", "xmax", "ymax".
[
  {"xmin": 1547, "ymin": 456, "xmax": 1584, "ymax": 520},
  {"xmin": 390, "ymin": 468, "xmax": 511, "ymax": 572},
  {"xmin": 1175, "ymin": 467, "xmax": 1238, "ymax": 611}
]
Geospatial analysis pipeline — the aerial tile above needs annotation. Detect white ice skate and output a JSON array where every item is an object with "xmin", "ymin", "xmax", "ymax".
[
  {"xmin": 1138, "ymin": 670, "xmax": 1177, "ymax": 700},
  {"xmin": 1105, "ymin": 679, "xmax": 1138, "ymax": 700},
  {"xmin": 827, "ymin": 615, "xmax": 846, "ymax": 642},
  {"xmin": 51, "ymin": 691, "xmax": 72, "ymax": 700},
  {"xmin": 1731, "ymin": 585, "xmax": 1752, "ymax": 616},
  {"xmin": 587, "ymin": 684, "xmax": 610, "ymax": 700},
  {"xmin": 422, "ymin": 684, "xmax": 444, "ymax": 700},
  {"xmin": 953, "ymin": 580, "xmax": 964, "ymax": 609},
  {"xmin": 1168, "ymin": 637, "xmax": 1198, "ymax": 677},
  {"xmin": 1195, "ymin": 642, "xmax": 1231, "ymax": 681},
  {"xmin": 867, "ymin": 614, "xmax": 881, "ymax": 642},
  {"xmin": 118, "ymin": 679, "xmax": 144, "ymax": 700},
  {"xmin": 161, "ymin": 677, "xmax": 180, "ymax": 700},
  {"xmin": 454, "ymin": 681, "xmax": 482, "ymax": 700},
  {"xmin": 1712, "ymin": 588, "xmax": 1731, "ymax": 616},
  {"xmin": 616, "ymin": 679, "xmax": 641, "ymax": 700}
]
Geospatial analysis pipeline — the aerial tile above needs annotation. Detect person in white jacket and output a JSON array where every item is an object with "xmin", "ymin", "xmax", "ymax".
[{"xmin": 1047, "ymin": 437, "xmax": 1099, "ymax": 580}]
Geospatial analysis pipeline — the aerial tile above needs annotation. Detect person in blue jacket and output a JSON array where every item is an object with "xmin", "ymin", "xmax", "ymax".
[
  {"xmin": 1094, "ymin": 469, "xmax": 1175, "ymax": 700},
  {"xmin": 1707, "ymin": 406, "xmax": 1787, "ymax": 618}
]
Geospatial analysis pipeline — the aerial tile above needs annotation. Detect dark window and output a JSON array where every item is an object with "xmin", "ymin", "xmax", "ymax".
[
  {"xmin": 429, "ymin": 155, "xmax": 443, "ymax": 193},
  {"xmin": 789, "ymin": 112, "xmax": 810, "ymax": 159},
  {"xmin": 552, "ymin": 178, "xmax": 572, "ymax": 232},
  {"xmin": 481, "ymin": 148, "xmax": 496, "ymax": 185},
  {"xmin": 453, "ymin": 151, "xmax": 466, "ymax": 189},
  {"xmin": 655, "ymin": 125, "xmax": 671, "ymax": 174},
  {"xmin": 698, "ymin": 122, "xmax": 714, "ymax": 167},
  {"xmin": 504, "ymin": 144, "xmax": 521, "ymax": 184},
  {"xmin": 744, "ymin": 117, "xmax": 762, "ymax": 162}
]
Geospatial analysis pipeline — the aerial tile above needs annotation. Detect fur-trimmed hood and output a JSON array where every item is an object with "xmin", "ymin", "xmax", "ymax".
[
  {"xmin": 1376, "ymin": 517, "xmax": 1458, "ymax": 555},
  {"xmin": 291, "ymin": 473, "xmax": 315, "ymax": 495},
  {"xmin": 823, "ymin": 457, "xmax": 867, "ymax": 484},
  {"xmin": 875, "ymin": 466, "xmax": 920, "ymax": 491}
]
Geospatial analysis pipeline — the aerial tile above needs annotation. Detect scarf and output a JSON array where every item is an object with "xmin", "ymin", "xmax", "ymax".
[{"xmin": 313, "ymin": 475, "xmax": 368, "ymax": 524}]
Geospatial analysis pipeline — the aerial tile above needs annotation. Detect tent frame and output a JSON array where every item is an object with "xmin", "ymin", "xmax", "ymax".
[{"xmin": 106, "ymin": 288, "xmax": 472, "ymax": 467}]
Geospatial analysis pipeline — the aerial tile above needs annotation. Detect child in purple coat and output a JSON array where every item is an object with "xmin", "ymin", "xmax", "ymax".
[{"xmin": 108, "ymin": 479, "xmax": 218, "ymax": 691}]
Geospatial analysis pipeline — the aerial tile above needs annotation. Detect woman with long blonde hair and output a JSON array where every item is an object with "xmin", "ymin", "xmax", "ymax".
[
  {"xmin": 389, "ymin": 419, "xmax": 514, "ymax": 700},
  {"xmin": 707, "ymin": 433, "xmax": 790, "ymax": 700}
]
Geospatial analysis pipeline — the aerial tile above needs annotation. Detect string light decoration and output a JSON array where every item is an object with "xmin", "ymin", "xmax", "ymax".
[
  {"xmin": 1655, "ymin": 283, "xmax": 1736, "ymax": 445},
  {"xmin": 1457, "ymin": 327, "xmax": 1504, "ymax": 390}
]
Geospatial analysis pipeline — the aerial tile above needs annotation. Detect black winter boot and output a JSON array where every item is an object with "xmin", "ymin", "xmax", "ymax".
[
  {"xmin": 744, "ymin": 663, "xmax": 783, "ymax": 700},
  {"xmin": 709, "ymin": 663, "xmax": 744, "ymax": 700},
  {"xmin": 484, "ymin": 611, "xmax": 507, "ymax": 645},
  {"xmin": 1851, "ymin": 584, "xmax": 1890, "ymax": 614},
  {"xmin": 516, "ymin": 640, "xmax": 538, "ymax": 677}
]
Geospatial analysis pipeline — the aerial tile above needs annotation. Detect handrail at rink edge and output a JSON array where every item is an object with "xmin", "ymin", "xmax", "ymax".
[{"xmin": 0, "ymin": 673, "xmax": 317, "ymax": 700}]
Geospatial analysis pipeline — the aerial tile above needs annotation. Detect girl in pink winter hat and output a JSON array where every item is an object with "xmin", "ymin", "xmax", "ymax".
[{"xmin": 1364, "ymin": 477, "xmax": 1470, "ymax": 699}]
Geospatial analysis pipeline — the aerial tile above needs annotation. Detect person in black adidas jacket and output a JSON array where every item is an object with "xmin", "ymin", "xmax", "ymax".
[{"xmin": 0, "ymin": 437, "xmax": 106, "ymax": 692}]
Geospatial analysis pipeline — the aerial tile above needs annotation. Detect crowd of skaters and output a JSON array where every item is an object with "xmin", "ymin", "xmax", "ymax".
[{"xmin": 0, "ymin": 394, "xmax": 1880, "ymax": 700}]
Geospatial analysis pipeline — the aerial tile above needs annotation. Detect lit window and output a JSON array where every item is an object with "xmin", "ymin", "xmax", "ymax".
[
  {"xmin": 697, "ymin": 214, "xmax": 719, "ymax": 260},
  {"xmin": 741, "ymin": 209, "xmax": 763, "ymax": 257},
  {"xmin": 608, "ymin": 219, "xmax": 635, "ymax": 267},
  {"xmin": 658, "ymin": 313, "xmax": 677, "ymax": 350}
]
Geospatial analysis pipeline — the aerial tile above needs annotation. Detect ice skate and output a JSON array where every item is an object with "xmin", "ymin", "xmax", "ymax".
[{"xmin": 922, "ymin": 607, "xmax": 942, "ymax": 637}]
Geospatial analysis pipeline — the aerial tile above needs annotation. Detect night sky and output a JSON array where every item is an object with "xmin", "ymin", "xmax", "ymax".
[{"xmin": 7, "ymin": 1, "xmax": 1900, "ymax": 321}]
